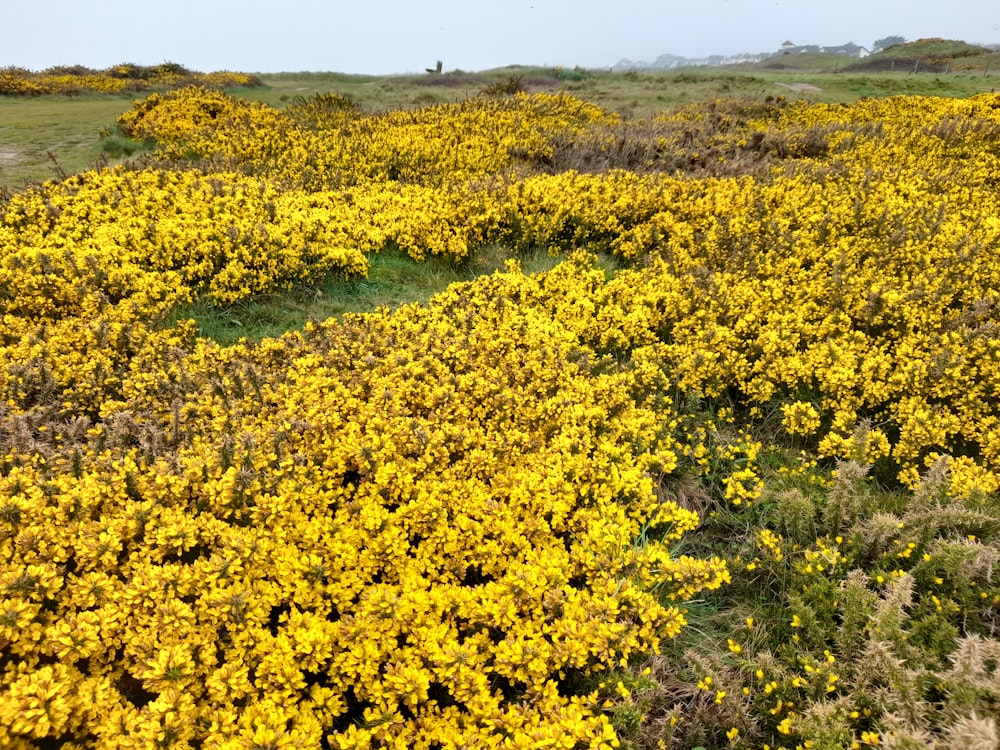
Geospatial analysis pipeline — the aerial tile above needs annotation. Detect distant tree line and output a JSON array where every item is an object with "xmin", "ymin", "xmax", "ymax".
[{"xmin": 872, "ymin": 36, "xmax": 907, "ymax": 53}]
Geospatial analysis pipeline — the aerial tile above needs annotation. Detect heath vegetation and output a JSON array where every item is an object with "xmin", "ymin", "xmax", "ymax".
[{"xmin": 0, "ymin": 65, "xmax": 999, "ymax": 749}]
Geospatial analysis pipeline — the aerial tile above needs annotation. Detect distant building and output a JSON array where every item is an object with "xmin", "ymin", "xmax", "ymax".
[
  {"xmin": 820, "ymin": 43, "xmax": 870, "ymax": 57},
  {"xmin": 610, "ymin": 50, "xmax": 771, "ymax": 71},
  {"xmin": 607, "ymin": 38, "xmax": 871, "ymax": 71}
]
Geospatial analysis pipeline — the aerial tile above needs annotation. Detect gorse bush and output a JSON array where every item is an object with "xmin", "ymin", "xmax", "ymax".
[
  {"xmin": 0, "ymin": 260, "xmax": 730, "ymax": 748},
  {"xmin": 0, "ymin": 64, "xmax": 261, "ymax": 96},
  {"xmin": 1, "ymin": 84, "xmax": 999, "ymax": 747},
  {"xmin": 655, "ymin": 452, "xmax": 1000, "ymax": 750},
  {"xmin": 479, "ymin": 75, "xmax": 528, "ymax": 98},
  {"xmin": 285, "ymin": 92, "xmax": 362, "ymax": 131}
]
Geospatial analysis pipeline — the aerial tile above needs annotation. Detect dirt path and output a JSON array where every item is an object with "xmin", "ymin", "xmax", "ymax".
[
  {"xmin": 0, "ymin": 148, "xmax": 19, "ymax": 161},
  {"xmin": 774, "ymin": 82, "xmax": 822, "ymax": 93}
]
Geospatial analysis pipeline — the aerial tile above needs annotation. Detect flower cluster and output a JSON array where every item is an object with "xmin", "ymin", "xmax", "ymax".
[
  {"xmin": 117, "ymin": 87, "xmax": 617, "ymax": 189},
  {"xmin": 0, "ymin": 65, "xmax": 259, "ymax": 96},
  {"xmin": 0, "ymin": 257, "xmax": 727, "ymax": 746},
  {"xmin": 0, "ymin": 166, "xmax": 368, "ymax": 419},
  {"xmin": 117, "ymin": 87, "xmax": 1000, "ymax": 492}
]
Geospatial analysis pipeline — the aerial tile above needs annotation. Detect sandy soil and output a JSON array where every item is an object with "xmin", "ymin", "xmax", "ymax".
[{"xmin": 774, "ymin": 82, "xmax": 822, "ymax": 93}]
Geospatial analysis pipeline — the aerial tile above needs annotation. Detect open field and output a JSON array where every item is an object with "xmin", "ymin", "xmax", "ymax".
[
  {"xmin": 3, "ymin": 52, "xmax": 1000, "ymax": 748},
  {"xmin": 0, "ymin": 95, "xmax": 149, "ymax": 188}
]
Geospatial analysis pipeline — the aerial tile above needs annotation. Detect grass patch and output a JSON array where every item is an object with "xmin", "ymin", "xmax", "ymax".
[
  {"xmin": 0, "ymin": 94, "xmax": 140, "ymax": 189},
  {"xmin": 753, "ymin": 52, "xmax": 855, "ymax": 72},
  {"xmin": 96, "ymin": 126, "xmax": 154, "ymax": 158},
  {"xmin": 170, "ymin": 246, "xmax": 566, "ymax": 345}
]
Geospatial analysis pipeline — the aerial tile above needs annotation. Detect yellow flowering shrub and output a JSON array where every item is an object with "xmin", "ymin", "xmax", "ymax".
[
  {"xmin": 117, "ymin": 86, "xmax": 288, "ymax": 149},
  {"xmin": 0, "ymin": 65, "xmax": 260, "ymax": 96},
  {"xmin": 0, "ymin": 245, "xmax": 726, "ymax": 745},
  {"xmin": 0, "ymin": 72, "xmax": 52, "ymax": 96},
  {"xmin": 4, "ymin": 83, "xmax": 1000, "ymax": 747},
  {"xmin": 1, "ymin": 167, "xmax": 368, "ymax": 307},
  {"xmin": 118, "ymin": 87, "xmax": 617, "ymax": 189}
]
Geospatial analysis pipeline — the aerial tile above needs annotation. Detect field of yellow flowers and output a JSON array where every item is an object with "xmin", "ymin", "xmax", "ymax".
[
  {"xmin": 0, "ymin": 64, "xmax": 259, "ymax": 96},
  {"xmin": 1, "ymin": 84, "xmax": 999, "ymax": 748}
]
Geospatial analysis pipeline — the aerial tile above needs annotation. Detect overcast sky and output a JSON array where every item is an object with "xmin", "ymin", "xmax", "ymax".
[{"xmin": 2, "ymin": 1, "xmax": 998, "ymax": 74}]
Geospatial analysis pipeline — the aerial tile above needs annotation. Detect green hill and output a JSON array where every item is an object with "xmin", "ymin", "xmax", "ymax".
[
  {"xmin": 848, "ymin": 37, "xmax": 996, "ymax": 72},
  {"xmin": 752, "ymin": 52, "xmax": 855, "ymax": 72}
]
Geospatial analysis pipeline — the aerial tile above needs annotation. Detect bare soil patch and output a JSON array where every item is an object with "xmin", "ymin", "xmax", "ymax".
[{"xmin": 775, "ymin": 82, "xmax": 822, "ymax": 93}]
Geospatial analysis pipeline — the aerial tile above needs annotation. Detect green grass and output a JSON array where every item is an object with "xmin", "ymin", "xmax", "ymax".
[
  {"xmin": 866, "ymin": 38, "xmax": 991, "ymax": 60},
  {"xmin": 167, "ymin": 246, "xmax": 566, "ymax": 345},
  {"xmin": 752, "ymin": 52, "xmax": 857, "ymax": 72},
  {"xmin": 0, "ymin": 94, "xmax": 145, "ymax": 189}
]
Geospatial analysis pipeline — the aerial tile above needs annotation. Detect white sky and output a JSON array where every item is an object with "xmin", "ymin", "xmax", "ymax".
[{"xmin": 2, "ymin": 1, "xmax": 998, "ymax": 75}]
